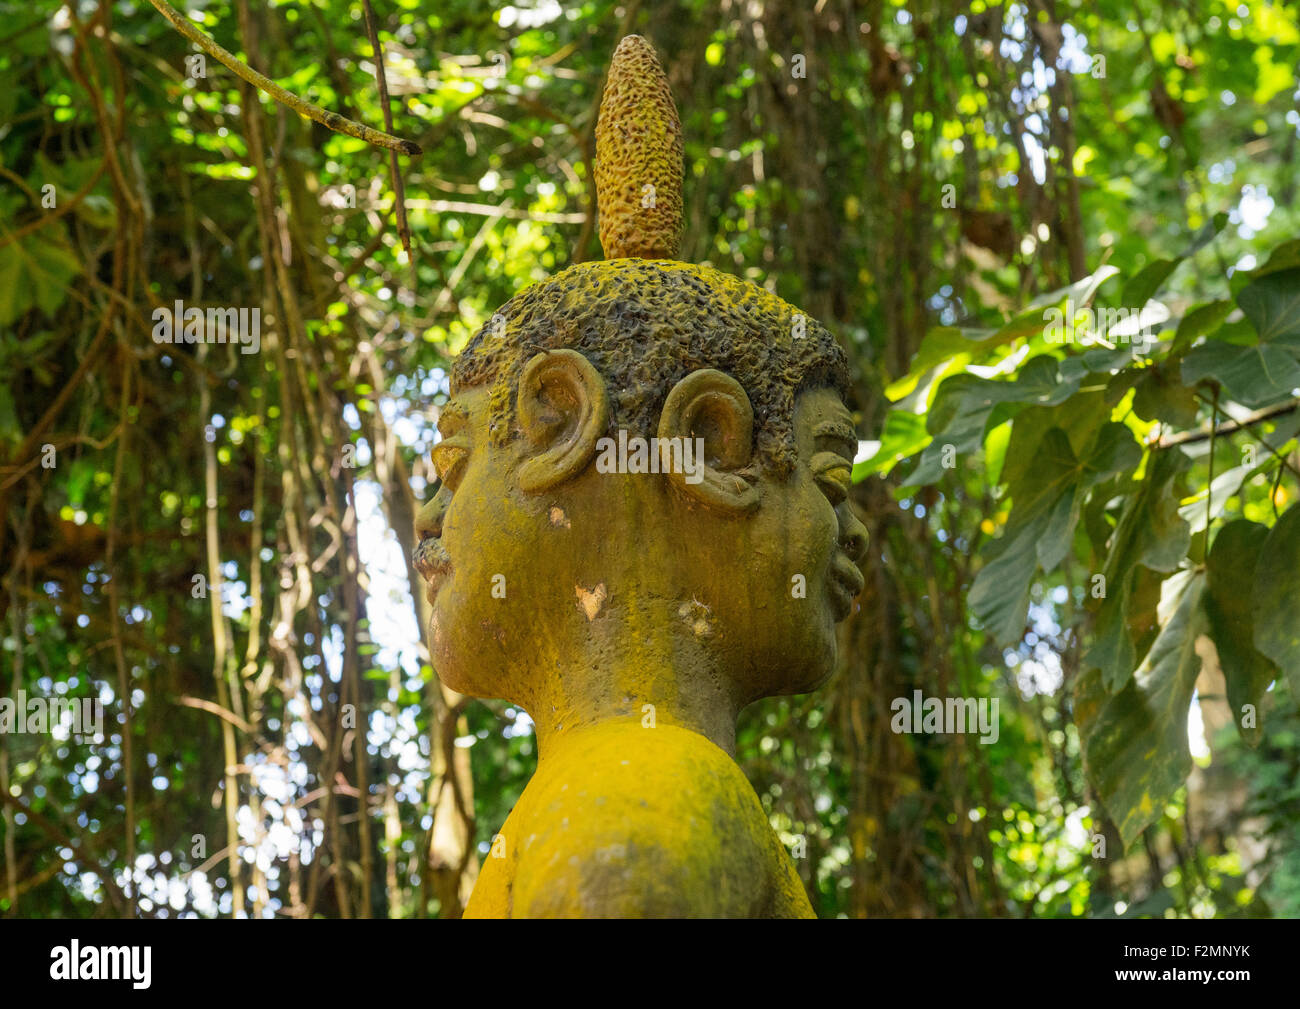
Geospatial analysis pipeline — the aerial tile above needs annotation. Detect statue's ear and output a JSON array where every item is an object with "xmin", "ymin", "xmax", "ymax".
[
  {"xmin": 657, "ymin": 369, "xmax": 760, "ymax": 514},
  {"xmin": 516, "ymin": 349, "xmax": 610, "ymax": 493}
]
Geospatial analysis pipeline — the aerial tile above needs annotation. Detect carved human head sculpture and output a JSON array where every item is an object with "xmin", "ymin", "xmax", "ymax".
[{"xmin": 414, "ymin": 36, "xmax": 866, "ymax": 756}]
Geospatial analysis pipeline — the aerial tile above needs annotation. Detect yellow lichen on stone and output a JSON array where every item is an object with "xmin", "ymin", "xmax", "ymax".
[
  {"xmin": 595, "ymin": 35, "xmax": 684, "ymax": 260},
  {"xmin": 464, "ymin": 722, "xmax": 815, "ymax": 918}
]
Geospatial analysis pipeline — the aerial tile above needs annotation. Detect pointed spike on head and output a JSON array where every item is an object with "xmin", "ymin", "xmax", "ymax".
[{"xmin": 595, "ymin": 35, "xmax": 684, "ymax": 260}]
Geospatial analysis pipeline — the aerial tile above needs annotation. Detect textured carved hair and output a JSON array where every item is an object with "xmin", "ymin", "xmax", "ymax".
[
  {"xmin": 451, "ymin": 260, "xmax": 850, "ymax": 479},
  {"xmin": 449, "ymin": 36, "xmax": 851, "ymax": 479}
]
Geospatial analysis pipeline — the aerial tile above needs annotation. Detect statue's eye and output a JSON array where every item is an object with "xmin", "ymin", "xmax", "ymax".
[
  {"xmin": 812, "ymin": 451, "xmax": 851, "ymax": 505},
  {"xmin": 431, "ymin": 438, "xmax": 469, "ymax": 491}
]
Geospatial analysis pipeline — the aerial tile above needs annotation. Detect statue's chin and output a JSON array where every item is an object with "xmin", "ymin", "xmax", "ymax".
[
  {"xmin": 757, "ymin": 633, "xmax": 837, "ymax": 699},
  {"xmin": 430, "ymin": 647, "xmax": 478, "ymax": 697},
  {"xmin": 430, "ymin": 608, "xmax": 499, "ymax": 699}
]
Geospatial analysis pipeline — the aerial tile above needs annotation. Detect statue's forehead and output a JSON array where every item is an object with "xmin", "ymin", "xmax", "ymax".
[
  {"xmin": 796, "ymin": 385, "xmax": 852, "ymax": 419},
  {"xmin": 796, "ymin": 388, "xmax": 856, "ymax": 455}
]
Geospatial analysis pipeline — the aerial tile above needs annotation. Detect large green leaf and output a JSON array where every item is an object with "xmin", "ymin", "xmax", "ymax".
[
  {"xmin": 1171, "ymin": 299, "xmax": 1233, "ymax": 355},
  {"xmin": 902, "ymin": 355, "xmax": 1079, "ymax": 487},
  {"xmin": 970, "ymin": 430, "xmax": 1081, "ymax": 645},
  {"xmin": 887, "ymin": 264, "xmax": 1120, "ymax": 400},
  {"xmin": 1254, "ymin": 239, "xmax": 1300, "ymax": 278},
  {"xmin": 1121, "ymin": 257, "xmax": 1181, "ymax": 309},
  {"xmin": 886, "ymin": 326, "xmax": 997, "ymax": 401},
  {"xmin": 1238, "ymin": 267, "xmax": 1300, "ymax": 347},
  {"xmin": 1085, "ymin": 447, "xmax": 1191, "ymax": 690},
  {"xmin": 0, "ymin": 228, "xmax": 82, "ymax": 326},
  {"xmin": 1253, "ymin": 502, "xmax": 1300, "ymax": 696},
  {"xmin": 999, "ymin": 390, "xmax": 1107, "ymax": 491},
  {"xmin": 971, "ymin": 422, "xmax": 1140, "ymax": 645},
  {"xmin": 1205, "ymin": 520, "xmax": 1277, "ymax": 747},
  {"xmin": 1180, "ymin": 340, "xmax": 1300, "ymax": 408},
  {"xmin": 851, "ymin": 409, "xmax": 929, "ymax": 481},
  {"xmin": 1076, "ymin": 569, "xmax": 1209, "ymax": 848},
  {"xmin": 1130, "ymin": 364, "xmax": 1199, "ymax": 428}
]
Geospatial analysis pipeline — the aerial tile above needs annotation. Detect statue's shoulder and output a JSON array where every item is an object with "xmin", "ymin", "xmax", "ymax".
[{"xmin": 501, "ymin": 721, "xmax": 812, "ymax": 917}]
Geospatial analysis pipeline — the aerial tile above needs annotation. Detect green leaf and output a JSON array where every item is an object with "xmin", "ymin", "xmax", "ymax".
[
  {"xmin": 1238, "ymin": 267, "xmax": 1300, "ymax": 347},
  {"xmin": 1183, "ymin": 212, "xmax": 1229, "ymax": 256},
  {"xmin": 1060, "ymin": 345, "xmax": 1144, "ymax": 383},
  {"xmin": 1252, "ymin": 502, "xmax": 1300, "ymax": 696},
  {"xmin": 0, "ymin": 228, "xmax": 82, "ymax": 325},
  {"xmin": 1085, "ymin": 447, "xmax": 1191, "ymax": 690},
  {"xmin": 1254, "ymin": 239, "xmax": 1300, "ymax": 278},
  {"xmin": 902, "ymin": 356, "xmax": 1079, "ymax": 486},
  {"xmin": 1085, "ymin": 421, "xmax": 1145, "ymax": 482},
  {"xmin": 885, "ymin": 326, "xmax": 995, "ymax": 401},
  {"xmin": 1000, "ymin": 390, "xmax": 1107, "ymax": 491},
  {"xmin": 887, "ymin": 265, "xmax": 1120, "ymax": 400},
  {"xmin": 1077, "ymin": 568, "xmax": 1209, "ymax": 848},
  {"xmin": 971, "ymin": 423, "xmax": 1139, "ymax": 645},
  {"xmin": 1180, "ymin": 341, "xmax": 1300, "ymax": 407},
  {"xmin": 1178, "ymin": 459, "xmax": 1256, "ymax": 537},
  {"xmin": 1121, "ymin": 257, "xmax": 1181, "ymax": 309},
  {"xmin": 1266, "ymin": 410, "xmax": 1300, "ymax": 455},
  {"xmin": 1205, "ymin": 519, "xmax": 1277, "ymax": 747},
  {"xmin": 970, "ymin": 429, "xmax": 1081, "ymax": 644},
  {"xmin": 1026, "ymin": 263, "xmax": 1122, "ymax": 311},
  {"xmin": 1172, "ymin": 299, "xmax": 1233, "ymax": 354},
  {"xmin": 851, "ymin": 409, "xmax": 929, "ymax": 480},
  {"xmin": 1131, "ymin": 366, "xmax": 1199, "ymax": 428},
  {"xmin": 0, "ymin": 384, "xmax": 19, "ymax": 449},
  {"xmin": 1201, "ymin": 319, "xmax": 1259, "ymax": 347}
]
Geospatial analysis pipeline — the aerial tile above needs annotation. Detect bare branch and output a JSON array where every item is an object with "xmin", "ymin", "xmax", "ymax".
[
  {"xmin": 362, "ymin": 0, "xmax": 414, "ymax": 286},
  {"xmin": 144, "ymin": 0, "xmax": 422, "ymax": 156}
]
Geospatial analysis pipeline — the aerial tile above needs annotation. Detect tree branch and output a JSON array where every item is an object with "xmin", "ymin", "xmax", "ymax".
[
  {"xmin": 145, "ymin": 0, "xmax": 422, "ymax": 156},
  {"xmin": 1158, "ymin": 398, "xmax": 1298, "ymax": 448},
  {"xmin": 362, "ymin": 0, "xmax": 413, "ymax": 284}
]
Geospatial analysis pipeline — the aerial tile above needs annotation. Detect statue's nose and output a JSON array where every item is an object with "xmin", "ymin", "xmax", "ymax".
[
  {"xmin": 838, "ymin": 505, "xmax": 869, "ymax": 565},
  {"xmin": 415, "ymin": 485, "xmax": 448, "ymax": 542}
]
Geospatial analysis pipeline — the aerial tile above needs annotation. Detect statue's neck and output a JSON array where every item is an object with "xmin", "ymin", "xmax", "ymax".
[
  {"xmin": 531, "ymin": 701, "xmax": 738, "ymax": 761},
  {"xmin": 513, "ymin": 595, "xmax": 747, "ymax": 760},
  {"xmin": 527, "ymin": 655, "xmax": 740, "ymax": 760}
]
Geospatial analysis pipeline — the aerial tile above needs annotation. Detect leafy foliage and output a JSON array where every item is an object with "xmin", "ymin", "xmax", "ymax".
[{"xmin": 861, "ymin": 232, "xmax": 1300, "ymax": 849}]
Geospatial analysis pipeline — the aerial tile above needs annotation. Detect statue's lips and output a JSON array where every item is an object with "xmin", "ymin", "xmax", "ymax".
[
  {"xmin": 828, "ymin": 555, "xmax": 865, "ymax": 620},
  {"xmin": 413, "ymin": 537, "xmax": 452, "ymax": 598}
]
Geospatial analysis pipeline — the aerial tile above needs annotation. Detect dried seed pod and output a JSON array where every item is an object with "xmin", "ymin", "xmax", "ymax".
[{"xmin": 595, "ymin": 35, "xmax": 684, "ymax": 260}]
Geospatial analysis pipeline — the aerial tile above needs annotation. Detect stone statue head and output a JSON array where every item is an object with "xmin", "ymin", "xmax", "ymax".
[{"xmin": 415, "ymin": 36, "xmax": 866, "ymax": 749}]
